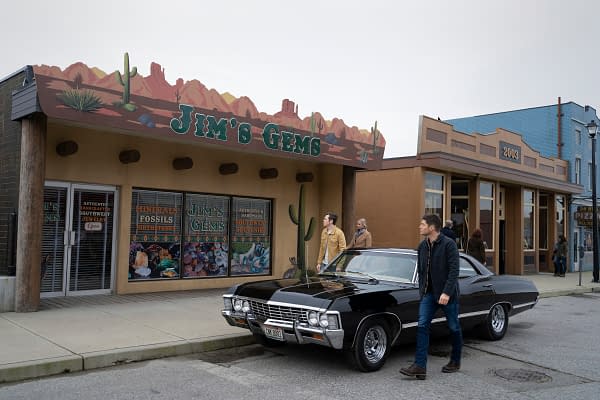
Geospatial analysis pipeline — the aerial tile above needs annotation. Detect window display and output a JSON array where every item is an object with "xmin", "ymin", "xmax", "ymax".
[
  {"xmin": 129, "ymin": 190, "xmax": 182, "ymax": 280},
  {"xmin": 230, "ymin": 197, "xmax": 272, "ymax": 275},
  {"xmin": 183, "ymin": 194, "xmax": 229, "ymax": 278},
  {"xmin": 129, "ymin": 189, "xmax": 272, "ymax": 281}
]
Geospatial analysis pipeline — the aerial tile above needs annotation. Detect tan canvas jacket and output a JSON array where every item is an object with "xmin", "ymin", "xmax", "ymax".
[
  {"xmin": 347, "ymin": 230, "xmax": 372, "ymax": 248},
  {"xmin": 317, "ymin": 226, "xmax": 347, "ymax": 266}
]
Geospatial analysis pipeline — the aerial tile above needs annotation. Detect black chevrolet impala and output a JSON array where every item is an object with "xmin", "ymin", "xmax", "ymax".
[{"xmin": 222, "ymin": 248, "xmax": 538, "ymax": 372}]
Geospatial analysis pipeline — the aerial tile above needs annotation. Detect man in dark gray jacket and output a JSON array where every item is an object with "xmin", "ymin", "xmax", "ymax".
[{"xmin": 399, "ymin": 214, "xmax": 462, "ymax": 380}]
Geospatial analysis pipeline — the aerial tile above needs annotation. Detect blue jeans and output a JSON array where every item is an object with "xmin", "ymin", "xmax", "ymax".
[
  {"xmin": 415, "ymin": 293, "xmax": 463, "ymax": 369},
  {"xmin": 559, "ymin": 256, "xmax": 567, "ymax": 274}
]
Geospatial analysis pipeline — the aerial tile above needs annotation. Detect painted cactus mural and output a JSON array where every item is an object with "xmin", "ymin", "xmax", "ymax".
[
  {"xmin": 289, "ymin": 184, "xmax": 315, "ymax": 275},
  {"xmin": 371, "ymin": 120, "xmax": 380, "ymax": 154},
  {"xmin": 115, "ymin": 52, "xmax": 138, "ymax": 111},
  {"xmin": 310, "ymin": 112, "xmax": 316, "ymax": 137}
]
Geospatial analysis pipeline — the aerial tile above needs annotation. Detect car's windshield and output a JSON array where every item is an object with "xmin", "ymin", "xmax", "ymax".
[{"xmin": 321, "ymin": 251, "xmax": 416, "ymax": 283}]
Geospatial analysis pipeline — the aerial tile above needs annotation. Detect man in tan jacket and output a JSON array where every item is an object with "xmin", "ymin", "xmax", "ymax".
[
  {"xmin": 347, "ymin": 218, "xmax": 372, "ymax": 249},
  {"xmin": 316, "ymin": 212, "xmax": 346, "ymax": 272}
]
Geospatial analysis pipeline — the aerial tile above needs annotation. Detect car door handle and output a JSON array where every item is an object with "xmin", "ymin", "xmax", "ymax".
[{"xmin": 483, "ymin": 284, "xmax": 493, "ymax": 287}]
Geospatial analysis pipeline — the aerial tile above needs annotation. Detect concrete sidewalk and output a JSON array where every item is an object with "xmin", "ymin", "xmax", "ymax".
[{"xmin": 1, "ymin": 272, "xmax": 599, "ymax": 384}]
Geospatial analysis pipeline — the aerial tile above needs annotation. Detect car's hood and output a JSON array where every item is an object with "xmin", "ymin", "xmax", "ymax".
[{"xmin": 234, "ymin": 276, "xmax": 401, "ymax": 308}]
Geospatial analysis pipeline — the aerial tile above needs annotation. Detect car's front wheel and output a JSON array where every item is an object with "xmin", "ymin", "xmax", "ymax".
[
  {"xmin": 479, "ymin": 303, "xmax": 508, "ymax": 340},
  {"xmin": 348, "ymin": 318, "xmax": 391, "ymax": 372}
]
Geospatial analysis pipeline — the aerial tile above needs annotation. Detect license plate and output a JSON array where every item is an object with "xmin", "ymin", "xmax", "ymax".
[{"xmin": 263, "ymin": 325, "xmax": 284, "ymax": 341}]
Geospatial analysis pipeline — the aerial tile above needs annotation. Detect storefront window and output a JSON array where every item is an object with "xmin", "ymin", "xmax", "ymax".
[
  {"xmin": 230, "ymin": 197, "xmax": 272, "ymax": 276},
  {"xmin": 584, "ymin": 228, "xmax": 593, "ymax": 251},
  {"xmin": 129, "ymin": 190, "xmax": 182, "ymax": 280},
  {"xmin": 129, "ymin": 189, "xmax": 273, "ymax": 281},
  {"xmin": 451, "ymin": 180, "xmax": 469, "ymax": 251},
  {"xmin": 555, "ymin": 195, "xmax": 565, "ymax": 239},
  {"xmin": 524, "ymin": 189, "xmax": 535, "ymax": 250},
  {"xmin": 538, "ymin": 194, "xmax": 548, "ymax": 250},
  {"xmin": 425, "ymin": 172, "xmax": 444, "ymax": 218},
  {"xmin": 479, "ymin": 181, "xmax": 494, "ymax": 250},
  {"xmin": 183, "ymin": 194, "xmax": 229, "ymax": 278}
]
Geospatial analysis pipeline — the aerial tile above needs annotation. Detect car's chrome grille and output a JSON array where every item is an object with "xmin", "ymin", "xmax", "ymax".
[{"xmin": 248, "ymin": 300, "xmax": 308, "ymax": 323}]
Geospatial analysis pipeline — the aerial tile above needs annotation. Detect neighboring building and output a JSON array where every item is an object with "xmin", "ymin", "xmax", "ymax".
[
  {"xmin": 355, "ymin": 116, "xmax": 582, "ymax": 275},
  {"xmin": 0, "ymin": 56, "xmax": 385, "ymax": 311},
  {"xmin": 447, "ymin": 99, "xmax": 598, "ymax": 273}
]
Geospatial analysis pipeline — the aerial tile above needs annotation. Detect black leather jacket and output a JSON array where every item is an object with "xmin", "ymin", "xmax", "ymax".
[{"xmin": 417, "ymin": 233, "xmax": 460, "ymax": 300}]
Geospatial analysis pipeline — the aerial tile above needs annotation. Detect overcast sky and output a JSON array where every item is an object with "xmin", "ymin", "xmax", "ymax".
[{"xmin": 2, "ymin": 0, "xmax": 599, "ymax": 158}]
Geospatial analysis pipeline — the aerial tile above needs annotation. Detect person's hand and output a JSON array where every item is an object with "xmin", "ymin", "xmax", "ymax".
[{"xmin": 438, "ymin": 293, "xmax": 450, "ymax": 305}]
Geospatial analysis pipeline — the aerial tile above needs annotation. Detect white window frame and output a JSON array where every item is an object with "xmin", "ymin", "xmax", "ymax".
[
  {"xmin": 479, "ymin": 181, "xmax": 495, "ymax": 251},
  {"xmin": 424, "ymin": 172, "xmax": 445, "ymax": 220}
]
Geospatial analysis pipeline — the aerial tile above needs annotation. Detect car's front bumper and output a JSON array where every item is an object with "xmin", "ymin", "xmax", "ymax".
[{"xmin": 222, "ymin": 310, "xmax": 345, "ymax": 350}]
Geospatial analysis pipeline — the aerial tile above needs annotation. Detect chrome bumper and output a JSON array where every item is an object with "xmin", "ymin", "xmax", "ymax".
[{"xmin": 222, "ymin": 310, "xmax": 345, "ymax": 350}]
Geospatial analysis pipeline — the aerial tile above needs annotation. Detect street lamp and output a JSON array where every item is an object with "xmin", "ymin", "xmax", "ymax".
[{"xmin": 586, "ymin": 120, "xmax": 599, "ymax": 283}]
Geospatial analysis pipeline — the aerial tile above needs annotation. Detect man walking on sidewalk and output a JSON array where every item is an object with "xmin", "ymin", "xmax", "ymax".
[{"xmin": 399, "ymin": 214, "xmax": 463, "ymax": 380}]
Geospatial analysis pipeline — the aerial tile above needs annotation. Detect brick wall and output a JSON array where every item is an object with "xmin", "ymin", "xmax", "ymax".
[{"xmin": 0, "ymin": 71, "xmax": 24, "ymax": 275}]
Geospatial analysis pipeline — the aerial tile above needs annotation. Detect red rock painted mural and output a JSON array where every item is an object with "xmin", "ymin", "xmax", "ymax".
[{"xmin": 33, "ymin": 53, "xmax": 385, "ymax": 169}]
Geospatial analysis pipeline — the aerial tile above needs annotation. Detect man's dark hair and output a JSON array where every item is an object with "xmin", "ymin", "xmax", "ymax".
[
  {"xmin": 422, "ymin": 214, "xmax": 442, "ymax": 231},
  {"xmin": 326, "ymin": 212, "xmax": 338, "ymax": 225}
]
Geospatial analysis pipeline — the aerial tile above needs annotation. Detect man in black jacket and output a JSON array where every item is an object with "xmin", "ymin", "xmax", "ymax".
[
  {"xmin": 399, "ymin": 214, "xmax": 462, "ymax": 380},
  {"xmin": 441, "ymin": 219, "xmax": 457, "ymax": 242}
]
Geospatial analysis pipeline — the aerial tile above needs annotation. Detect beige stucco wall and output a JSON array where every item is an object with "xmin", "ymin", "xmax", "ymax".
[
  {"xmin": 355, "ymin": 167, "xmax": 424, "ymax": 249},
  {"xmin": 45, "ymin": 123, "xmax": 343, "ymax": 294}
]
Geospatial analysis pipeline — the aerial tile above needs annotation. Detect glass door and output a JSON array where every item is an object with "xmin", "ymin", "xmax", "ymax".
[
  {"xmin": 42, "ymin": 182, "xmax": 118, "ymax": 296},
  {"xmin": 41, "ymin": 184, "xmax": 69, "ymax": 295}
]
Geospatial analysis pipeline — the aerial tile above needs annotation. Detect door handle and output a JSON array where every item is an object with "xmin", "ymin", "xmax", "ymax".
[
  {"xmin": 64, "ymin": 231, "xmax": 76, "ymax": 246},
  {"xmin": 483, "ymin": 284, "xmax": 493, "ymax": 287}
]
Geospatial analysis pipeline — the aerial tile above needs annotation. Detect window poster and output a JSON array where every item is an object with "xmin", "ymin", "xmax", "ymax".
[
  {"xmin": 129, "ymin": 190, "xmax": 182, "ymax": 280},
  {"xmin": 230, "ymin": 197, "xmax": 271, "ymax": 275},
  {"xmin": 183, "ymin": 194, "xmax": 229, "ymax": 278}
]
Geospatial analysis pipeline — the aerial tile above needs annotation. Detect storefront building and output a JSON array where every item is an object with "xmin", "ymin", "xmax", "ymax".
[
  {"xmin": 446, "ymin": 99, "xmax": 599, "ymax": 273},
  {"xmin": 0, "ymin": 55, "xmax": 385, "ymax": 311},
  {"xmin": 355, "ymin": 116, "xmax": 582, "ymax": 275}
]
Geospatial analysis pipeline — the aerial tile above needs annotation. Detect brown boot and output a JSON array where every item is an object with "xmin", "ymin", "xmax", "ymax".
[
  {"xmin": 399, "ymin": 363, "xmax": 426, "ymax": 380},
  {"xmin": 442, "ymin": 361, "xmax": 461, "ymax": 373}
]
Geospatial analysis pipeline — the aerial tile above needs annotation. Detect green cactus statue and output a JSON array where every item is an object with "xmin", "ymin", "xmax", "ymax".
[
  {"xmin": 371, "ymin": 120, "xmax": 380, "ymax": 154},
  {"xmin": 310, "ymin": 112, "xmax": 316, "ymax": 137},
  {"xmin": 289, "ymin": 184, "xmax": 316, "ymax": 276},
  {"xmin": 115, "ymin": 52, "xmax": 138, "ymax": 111}
]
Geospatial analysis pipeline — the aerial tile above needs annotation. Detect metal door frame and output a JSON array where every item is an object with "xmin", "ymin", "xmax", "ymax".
[{"xmin": 42, "ymin": 181, "xmax": 118, "ymax": 297}]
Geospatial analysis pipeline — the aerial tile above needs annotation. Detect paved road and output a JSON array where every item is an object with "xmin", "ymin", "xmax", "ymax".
[{"xmin": 1, "ymin": 294, "xmax": 599, "ymax": 400}]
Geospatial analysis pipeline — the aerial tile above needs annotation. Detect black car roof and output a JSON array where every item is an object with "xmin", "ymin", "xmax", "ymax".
[{"xmin": 344, "ymin": 248, "xmax": 493, "ymax": 276}]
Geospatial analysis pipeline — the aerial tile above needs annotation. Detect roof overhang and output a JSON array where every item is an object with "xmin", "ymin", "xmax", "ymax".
[{"xmin": 384, "ymin": 151, "xmax": 583, "ymax": 194}]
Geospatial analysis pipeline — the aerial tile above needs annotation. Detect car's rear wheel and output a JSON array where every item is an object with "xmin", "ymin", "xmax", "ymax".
[
  {"xmin": 348, "ymin": 318, "xmax": 391, "ymax": 372},
  {"xmin": 480, "ymin": 303, "xmax": 508, "ymax": 340}
]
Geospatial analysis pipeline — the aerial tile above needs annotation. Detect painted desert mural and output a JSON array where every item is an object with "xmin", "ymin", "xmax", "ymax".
[{"xmin": 33, "ymin": 53, "xmax": 386, "ymax": 169}]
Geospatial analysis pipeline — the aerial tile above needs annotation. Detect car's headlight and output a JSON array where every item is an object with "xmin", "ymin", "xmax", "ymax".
[
  {"xmin": 308, "ymin": 311, "xmax": 319, "ymax": 326},
  {"xmin": 319, "ymin": 313, "xmax": 329, "ymax": 328},
  {"xmin": 242, "ymin": 300, "xmax": 250, "ymax": 313},
  {"xmin": 233, "ymin": 298, "xmax": 243, "ymax": 312}
]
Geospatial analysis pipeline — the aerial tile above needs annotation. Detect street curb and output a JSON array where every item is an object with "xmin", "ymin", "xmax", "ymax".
[
  {"xmin": 82, "ymin": 333, "xmax": 255, "ymax": 371},
  {"xmin": 538, "ymin": 287, "xmax": 596, "ymax": 298},
  {"xmin": 0, "ymin": 355, "xmax": 82, "ymax": 384},
  {"xmin": 0, "ymin": 333, "xmax": 254, "ymax": 384}
]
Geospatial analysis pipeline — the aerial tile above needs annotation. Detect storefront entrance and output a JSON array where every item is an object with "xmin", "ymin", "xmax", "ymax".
[{"xmin": 41, "ymin": 182, "xmax": 117, "ymax": 297}]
